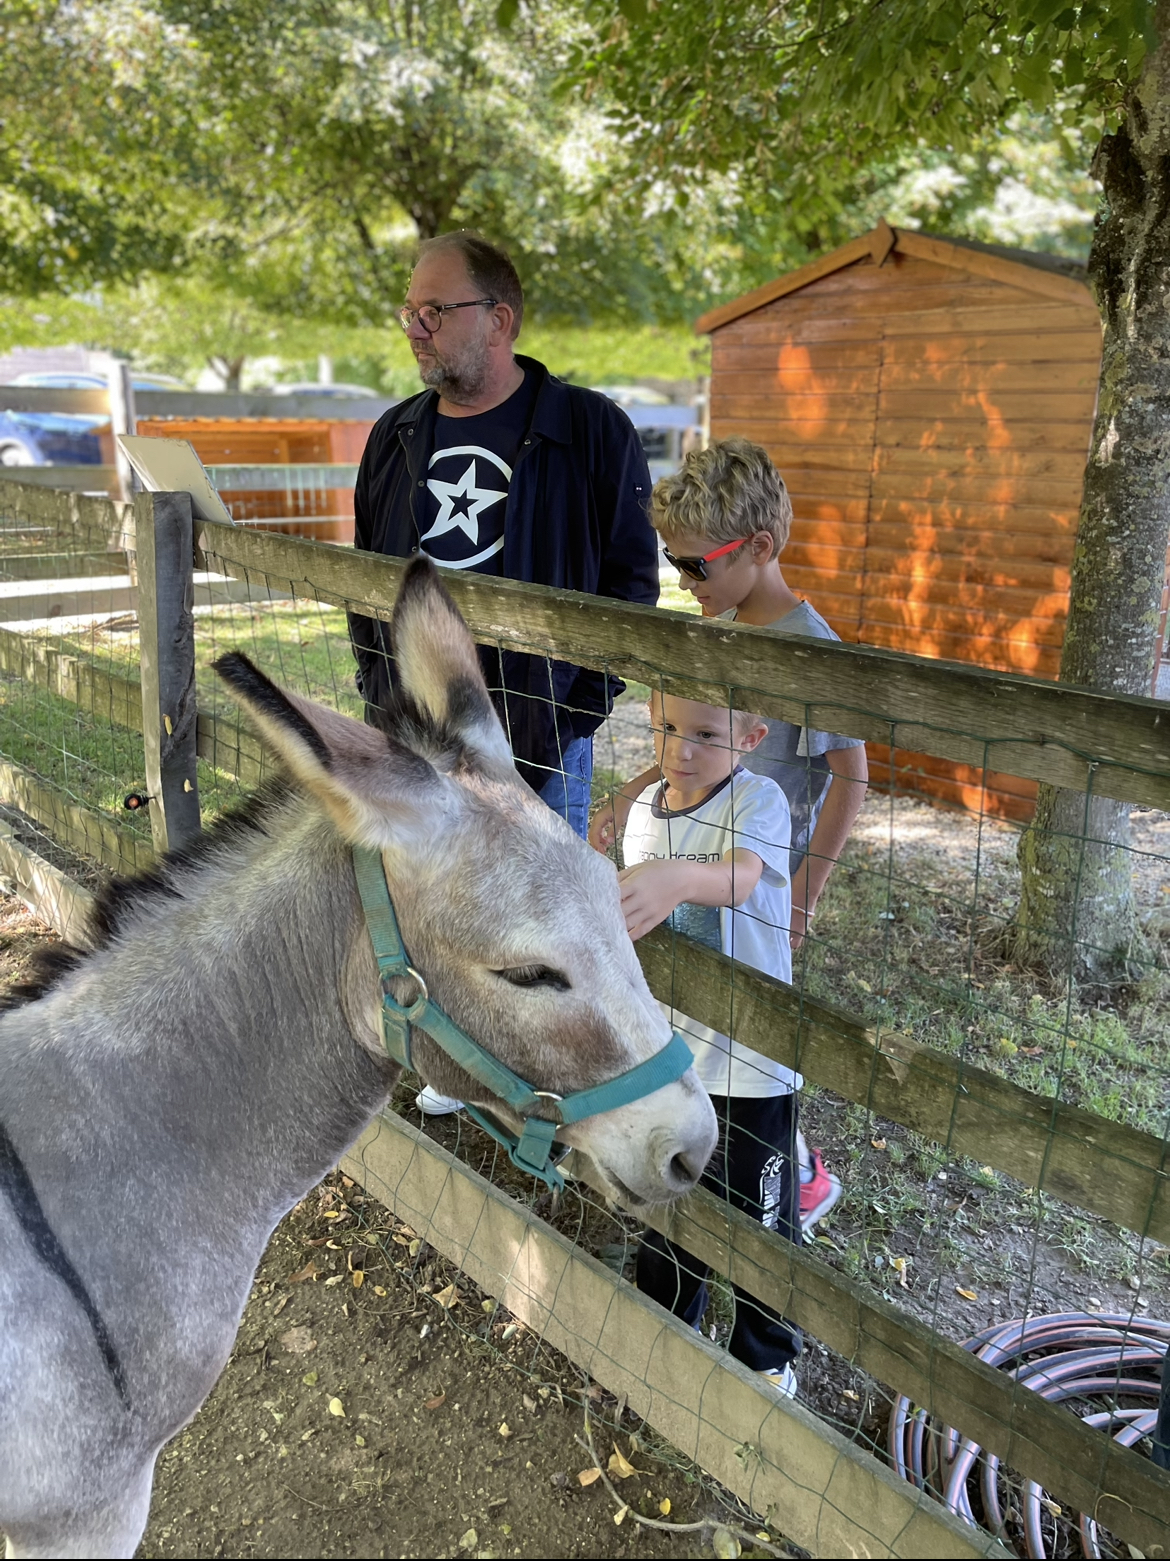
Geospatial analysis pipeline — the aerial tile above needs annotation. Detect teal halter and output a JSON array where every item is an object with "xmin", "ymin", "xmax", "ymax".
[{"xmin": 353, "ymin": 846, "xmax": 695, "ymax": 1191}]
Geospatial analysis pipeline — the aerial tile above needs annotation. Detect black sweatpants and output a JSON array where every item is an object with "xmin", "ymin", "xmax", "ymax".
[{"xmin": 636, "ymin": 1091, "xmax": 803, "ymax": 1373}]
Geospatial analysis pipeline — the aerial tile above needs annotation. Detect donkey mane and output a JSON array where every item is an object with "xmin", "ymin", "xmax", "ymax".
[{"xmin": 0, "ymin": 777, "xmax": 300, "ymax": 1013}]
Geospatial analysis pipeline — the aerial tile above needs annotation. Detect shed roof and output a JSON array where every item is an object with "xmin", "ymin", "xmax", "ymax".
[{"xmin": 694, "ymin": 220, "xmax": 1095, "ymax": 335}]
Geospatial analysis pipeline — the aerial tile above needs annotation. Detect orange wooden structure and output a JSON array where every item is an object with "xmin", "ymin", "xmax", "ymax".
[
  {"xmin": 134, "ymin": 418, "xmax": 373, "ymax": 543},
  {"xmin": 696, "ymin": 220, "xmax": 1103, "ymax": 818}
]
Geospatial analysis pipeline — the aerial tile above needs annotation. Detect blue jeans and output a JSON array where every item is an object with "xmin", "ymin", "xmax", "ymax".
[{"xmin": 536, "ymin": 736, "xmax": 593, "ymax": 840}]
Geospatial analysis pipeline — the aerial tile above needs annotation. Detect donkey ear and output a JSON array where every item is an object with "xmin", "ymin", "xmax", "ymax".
[
  {"xmin": 391, "ymin": 556, "xmax": 515, "ymax": 772},
  {"xmin": 212, "ymin": 652, "xmax": 446, "ymax": 848}
]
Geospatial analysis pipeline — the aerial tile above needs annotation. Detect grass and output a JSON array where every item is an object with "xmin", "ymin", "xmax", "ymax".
[{"xmin": 800, "ymin": 826, "xmax": 1170, "ymax": 1137}]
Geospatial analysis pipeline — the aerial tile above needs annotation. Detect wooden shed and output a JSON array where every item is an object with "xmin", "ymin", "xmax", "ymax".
[
  {"xmin": 696, "ymin": 220, "xmax": 1104, "ymax": 817},
  {"xmin": 134, "ymin": 417, "xmax": 373, "ymax": 542}
]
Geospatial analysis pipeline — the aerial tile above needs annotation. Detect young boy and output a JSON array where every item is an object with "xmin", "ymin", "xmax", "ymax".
[
  {"xmin": 592, "ymin": 435, "xmax": 868, "ymax": 1231},
  {"xmin": 618, "ymin": 687, "xmax": 803, "ymax": 1397}
]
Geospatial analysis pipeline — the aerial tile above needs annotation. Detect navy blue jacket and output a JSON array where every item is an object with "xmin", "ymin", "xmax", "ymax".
[{"xmin": 349, "ymin": 355, "xmax": 659, "ymax": 787}]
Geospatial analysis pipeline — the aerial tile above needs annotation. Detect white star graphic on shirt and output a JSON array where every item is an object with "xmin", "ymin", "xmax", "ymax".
[{"xmin": 421, "ymin": 457, "xmax": 508, "ymax": 546}]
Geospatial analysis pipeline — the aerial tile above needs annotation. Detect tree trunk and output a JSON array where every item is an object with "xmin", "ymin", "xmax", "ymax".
[
  {"xmin": 1012, "ymin": 4, "xmax": 1170, "ymax": 984},
  {"xmin": 208, "ymin": 355, "xmax": 246, "ymax": 393}
]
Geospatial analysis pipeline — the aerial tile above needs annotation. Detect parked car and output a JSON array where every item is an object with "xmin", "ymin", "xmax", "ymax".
[
  {"xmin": 0, "ymin": 370, "xmax": 187, "ymax": 465},
  {"xmin": 0, "ymin": 409, "xmax": 102, "ymax": 466},
  {"xmin": 6, "ymin": 371, "xmax": 188, "ymax": 392}
]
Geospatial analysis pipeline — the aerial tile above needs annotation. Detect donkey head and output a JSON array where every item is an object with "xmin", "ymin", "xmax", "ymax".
[{"xmin": 214, "ymin": 559, "xmax": 717, "ymax": 1207}]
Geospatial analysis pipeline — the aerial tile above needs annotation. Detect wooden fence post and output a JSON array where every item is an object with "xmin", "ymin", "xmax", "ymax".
[{"xmin": 136, "ymin": 490, "xmax": 201, "ymax": 854}]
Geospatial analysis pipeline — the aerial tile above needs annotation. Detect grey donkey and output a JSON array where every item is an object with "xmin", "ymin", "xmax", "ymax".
[{"xmin": 0, "ymin": 558, "xmax": 718, "ymax": 1559}]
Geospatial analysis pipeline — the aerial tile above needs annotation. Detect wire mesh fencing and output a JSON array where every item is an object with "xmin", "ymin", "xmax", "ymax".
[
  {"xmin": 0, "ymin": 480, "xmax": 152, "ymax": 920},
  {"xmin": 1, "ymin": 479, "xmax": 1167, "ymax": 1557}
]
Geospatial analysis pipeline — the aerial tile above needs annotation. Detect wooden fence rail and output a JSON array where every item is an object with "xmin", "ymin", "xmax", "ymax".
[{"xmin": 195, "ymin": 520, "xmax": 1170, "ymax": 811}]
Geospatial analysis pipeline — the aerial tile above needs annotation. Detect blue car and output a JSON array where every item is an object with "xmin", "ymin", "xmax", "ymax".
[
  {"xmin": 0, "ymin": 409, "xmax": 103, "ymax": 466},
  {"xmin": 0, "ymin": 370, "xmax": 187, "ymax": 467}
]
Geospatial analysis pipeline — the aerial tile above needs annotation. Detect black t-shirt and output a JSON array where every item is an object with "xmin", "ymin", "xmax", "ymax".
[{"xmin": 417, "ymin": 372, "xmax": 536, "ymax": 573}]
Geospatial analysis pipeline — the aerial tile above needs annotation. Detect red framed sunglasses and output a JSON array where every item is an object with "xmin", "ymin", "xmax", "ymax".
[{"xmin": 662, "ymin": 537, "xmax": 747, "ymax": 582}]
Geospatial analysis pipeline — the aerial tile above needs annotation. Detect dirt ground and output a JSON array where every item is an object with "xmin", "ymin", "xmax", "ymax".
[{"xmin": 138, "ymin": 1177, "xmax": 767, "ymax": 1561}]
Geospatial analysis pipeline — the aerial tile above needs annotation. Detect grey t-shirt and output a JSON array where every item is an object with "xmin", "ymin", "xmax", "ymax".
[{"xmin": 721, "ymin": 601, "xmax": 864, "ymax": 877}]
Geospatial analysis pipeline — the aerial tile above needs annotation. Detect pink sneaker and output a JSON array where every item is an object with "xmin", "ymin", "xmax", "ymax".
[{"xmin": 800, "ymin": 1149, "xmax": 842, "ymax": 1236}]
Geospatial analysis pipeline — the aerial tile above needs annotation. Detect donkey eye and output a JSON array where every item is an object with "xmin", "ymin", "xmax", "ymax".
[{"xmin": 497, "ymin": 965, "xmax": 571, "ymax": 991}]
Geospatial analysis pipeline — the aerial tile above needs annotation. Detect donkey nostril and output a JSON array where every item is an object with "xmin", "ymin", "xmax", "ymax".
[{"xmin": 669, "ymin": 1151, "xmax": 701, "ymax": 1189}]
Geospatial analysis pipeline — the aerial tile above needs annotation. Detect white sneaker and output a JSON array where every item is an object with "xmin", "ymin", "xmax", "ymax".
[
  {"xmin": 757, "ymin": 1364, "xmax": 798, "ymax": 1400},
  {"xmin": 416, "ymin": 1086, "xmax": 464, "ymax": 1116}
]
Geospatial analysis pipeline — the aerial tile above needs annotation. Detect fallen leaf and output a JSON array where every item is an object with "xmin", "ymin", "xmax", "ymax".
[
  {"xmin": 408, "ymin": 1238, "xmax": 421, "ymax": 1257},
  {"xmin": 956, "ymin": 1287, "xmax": 979, "ymax": 1302},
  {"xmin": 890, "ymin": 1256, "xmax": 911, "ymax": 1289},
  {"xmin": 659, "ymin": 1498, "xmax": 671, "ymax": 1516},
  {"xmin": 302, "ymin": 1370, "xmax": 318, "ymax": 1386},
  {"xmin": 322, "ymin": 1210, "xmax": 342, "ymax": 1219},
  {"xmin": 328, "ymin": 1397, "xmax": 345, "ymax": 1417},
  {"xmin": 324, "ymin": 1275, "xmax": 344, "ymax": 1288},
  {"xmin": 482, "ymin": 1299, "xmax": 495, "ymax": 1313},
  {"xmin": 608, "ymin": 1447, "xmax": 639, "ymax": 1480},
  {"xmin": 392, "ymin": 1233, "xmax": 410, "ymax": 1247},
  {"xmin": 287, "ymin": 1261, "xmax": 319, "ymax": 1285},
  {"xmin": 341, "ymin": 1175, "xmax": 354, "ymax": 1188},
  {"xmin": 434, "ymin": 1283, "xmax": 459, "ymax": 1309},
  {"xmin": 354, "ymin": 1434, "xmax": 366, "ymax": 1446},
  {"xmin": 424, "ymin": 1393, "xmax": 446, "ymax": 1411},
  {"xmin": 351, "ymin": 1270, "xmax": 364, "ymax": 1289},
  {"xmin": 523, "ymin": 1394, "xmax": 537, "ymax": 1413},
  {"xmin": 842, "ymin": 1389, "xmax": 859, "ymax": 1402},
  {"xmin": 498, "ymin": 1422, "xmax": 512, "ymax": 1439},
  {"xmin": 577, "ymin": 1467, "xmax": 602, "ymax": 1487},
  {"xmin": 712, "ymin": 1525, "xmax": 741, "ymax": 1559},
  {"xmin": 870, "ymin": 1137, "xmax": 887, "ymax": 1151},
  {"xmin": 613, "ymin": 1505, "xmax": 628, "ymax": 1527},
  {"xmin": 1020, "ymin": 1046, "xmax": 1043, "ymax": 1057},
  {"xmin": 272, "ymin": 1294, "xmax": 290, "ymax": 1318},
  {"xmin": 374, "ymin": 1285, "xmax": 387, "ymax": 1297},
  {"xmin": 458, "ymin": 1529, "xmax": 477, "ymax": 1551},
  {"xmin": 278, "ymin": 1327, "xmax": 317, "ymax": 1355},
  {"xmin": 756, "ymin": 1534, "xmax": 771, "ymax": 1544},
  {"xmin": 1041, "ymin": 1498, "xmax": 1062, "ymax": 1518}
]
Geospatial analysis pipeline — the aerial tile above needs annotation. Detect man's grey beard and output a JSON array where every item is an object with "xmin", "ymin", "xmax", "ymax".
[{"xmin": 417, "ymin": 335, "xmax": 490, "ymax": 403}]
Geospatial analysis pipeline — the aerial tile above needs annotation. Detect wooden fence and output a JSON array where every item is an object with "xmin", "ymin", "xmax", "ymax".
[{"xmin": 0, "ymin": 476, "xmax": 1167, "ymax": 1556}]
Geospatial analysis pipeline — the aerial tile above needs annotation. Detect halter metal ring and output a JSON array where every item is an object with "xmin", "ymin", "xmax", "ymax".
[
  {"xmin": 383, "ymin": 966, "xmax": 430, "ymax": 1023},
  {"xmin": 531, "ymin": 1090, "xmax": 565, "ymax": 1124}
]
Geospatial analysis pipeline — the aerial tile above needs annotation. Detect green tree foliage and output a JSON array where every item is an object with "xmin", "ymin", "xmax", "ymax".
[{"xmin": 0, "ymin": 0, "xmax": 747, "ymax": 334}]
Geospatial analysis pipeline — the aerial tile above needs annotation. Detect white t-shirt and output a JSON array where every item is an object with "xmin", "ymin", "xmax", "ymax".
[{"xmin": 622, "ymin": 767, "xmax": 799, "ymax": 1098}]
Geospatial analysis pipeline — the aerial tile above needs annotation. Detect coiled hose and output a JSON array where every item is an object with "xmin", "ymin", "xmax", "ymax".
[{"xmin": 888, "ymin": 1311, "xmax": 1169, "ymax": 1557}]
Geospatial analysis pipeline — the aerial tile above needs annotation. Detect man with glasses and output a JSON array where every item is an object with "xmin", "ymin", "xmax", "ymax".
[
  {"xmin": 349, "ymin": 233, "xmax": 658, "ymax": 1115},
  {"xmin": 349, "ymin": 230, "xmax": 657, "ymax": 823}
]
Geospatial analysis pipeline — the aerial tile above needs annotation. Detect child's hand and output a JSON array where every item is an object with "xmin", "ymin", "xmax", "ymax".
[
  {"xmin": 588, "ymin": 800, "xmax": 619, "ymax": 854},
  {"xmin": 617, "ymin": 860, "xmax": 694, "ymax": 941}
]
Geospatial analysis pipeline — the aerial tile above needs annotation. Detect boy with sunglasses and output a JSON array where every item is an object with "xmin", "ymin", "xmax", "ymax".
[{"xmin": 590, "ymin": 436, "xmax": 869, "ymax": 1233}]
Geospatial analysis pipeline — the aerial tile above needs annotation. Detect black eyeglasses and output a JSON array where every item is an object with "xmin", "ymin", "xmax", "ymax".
[
  {"xmin": 662, "ymin": 538, "xmax": 747, "ymax": 581},
  {"xmin": 397, "ymin": 298, "xmax": 497, "ymax": 334}
]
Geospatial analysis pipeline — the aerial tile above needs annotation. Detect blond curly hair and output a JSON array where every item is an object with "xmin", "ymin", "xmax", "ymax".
[{"xmin": 650, "ymin": 436, "xmax": 792, "ymax": 554}]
